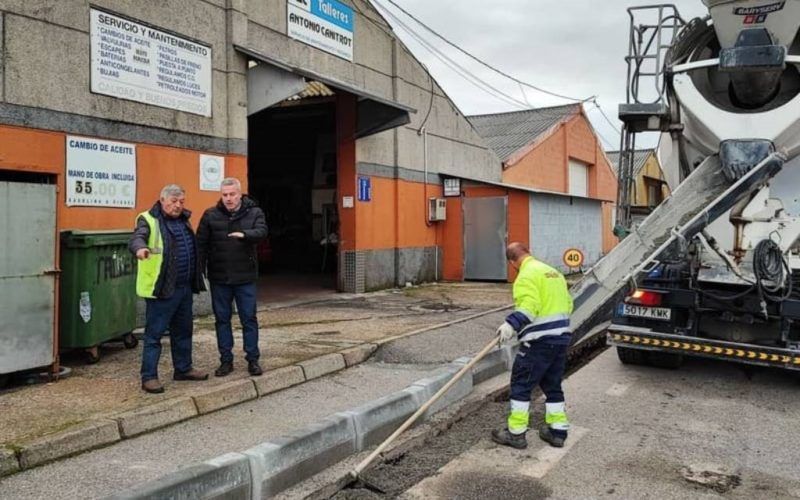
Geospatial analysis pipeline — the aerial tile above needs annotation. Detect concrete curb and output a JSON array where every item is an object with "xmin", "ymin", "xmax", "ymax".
[
  {"xmin": 0, "ymin": 447, "xmax": 20, "ymax": 477},
  {"xmin": 193, "ymin": 379, "xmax": 258, "ymax": 415},
  {"xmin": 298, "ymin": 353, "xmax": 347, "ymax": 381},
  {"xmin": 253, "ymin": 365, "xmax": 305, "ymax": 397},
  {"xmin": 114, "ymin": 346, "xmax": 512, "ymax": 499},
  {"xmin": 105, "ymin": 452, "xmax": 252, "ymax": 500},
  {"xmin": 18, "ymin": 419, "xmax": 121, "ymax": 469},
  {"xmin": 4, "ymin": 305, "xmax": 512, "ymax": 478},
  {"xmin": 115, "ymin": 397, "xmax": 199, "ymax": 439}
]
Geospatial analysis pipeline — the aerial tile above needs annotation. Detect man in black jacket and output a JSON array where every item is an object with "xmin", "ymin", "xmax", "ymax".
[{"xmin": 197, "ymin": 178, "xmax": 268, "ymax": 377}]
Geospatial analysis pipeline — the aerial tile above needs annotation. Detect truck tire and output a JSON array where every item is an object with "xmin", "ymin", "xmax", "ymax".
[
  {"xmin": 617, "ymin": 346, "xmax": 646, "ymax": 365},
  {"xmin": 646, "ymin": 351, "xmax": 683, "ymax": 369}
]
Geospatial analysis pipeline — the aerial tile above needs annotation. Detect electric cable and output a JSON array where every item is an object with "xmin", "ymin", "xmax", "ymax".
[{"xmin": 377, "ymin": 0, "xmax": 592, "ymax": 102}]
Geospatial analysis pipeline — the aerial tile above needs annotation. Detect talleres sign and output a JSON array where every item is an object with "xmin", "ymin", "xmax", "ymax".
[
  {"xmin": 90, "ymin": 8, "xmax": 212, "ymax": 116},
  {"xmin": 287, "ymin": 0, "xmax": 354, "ymax": 61}
]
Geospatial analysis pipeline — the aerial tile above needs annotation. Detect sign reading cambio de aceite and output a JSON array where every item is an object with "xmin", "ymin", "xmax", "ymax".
[
  {"xmin": 287, "ymin": 0, "xmax": 354, "ymax": 61},
  {"xmin": 90, "ymin": 8, "xmax": 212, "ymax": 117},
  {"xmin": 66, "ymin": 136, "xmax": 137, "ymax": 208}
]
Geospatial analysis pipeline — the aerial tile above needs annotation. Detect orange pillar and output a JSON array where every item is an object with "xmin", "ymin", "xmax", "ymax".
[{"xmin": 336, "ymin": 92, "xmax": 357, "ymax": 253}]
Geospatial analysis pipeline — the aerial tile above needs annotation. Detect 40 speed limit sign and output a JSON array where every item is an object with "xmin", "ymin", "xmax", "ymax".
[
  {"xmin": 66, "ymin": 136, "xmax": 136, "ymax": 207},
  {"xmin": 563, "ymin": 248, "xmax": 584, "ymax": 269}
]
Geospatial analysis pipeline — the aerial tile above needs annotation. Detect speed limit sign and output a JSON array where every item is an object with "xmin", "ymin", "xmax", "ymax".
[{"xmin": 563, "ymin": 248, "xmax": 584, "ymax": 269}]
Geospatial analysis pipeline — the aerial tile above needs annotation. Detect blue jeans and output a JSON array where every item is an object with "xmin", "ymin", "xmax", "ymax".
[
  {"xmin": 210, "ymin": 282, "xmax": 260, "ymax": 364},
  {"xmin": 141, "ymin": 285, "xmax": 194, "ymax": 382},
  {"xmin": 510, "ymin": 334, "xmax": 570, "ymax": 405}
]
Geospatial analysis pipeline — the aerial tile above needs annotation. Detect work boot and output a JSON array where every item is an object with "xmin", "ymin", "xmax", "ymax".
[
  {"xmin": 173, "ymin": 368, "xmax": 209, "ymax": 381},
  {"xmin": 491, "ymin": 428, "xmax": 528, "ymax": 449},
  {"xmin": 215, "ymin": 361, "xmax": 234, "ymax": 377},
  {"xmin": 538, "ymin": 425, "xmax": 566, "ymax": 448},
  {"xmin": 141, "ymin": 379, "xmax": 164, "ymax": 394},
  {"xmin": 248, "ymin": 361, "xmax": 263, "ymax": 376}
]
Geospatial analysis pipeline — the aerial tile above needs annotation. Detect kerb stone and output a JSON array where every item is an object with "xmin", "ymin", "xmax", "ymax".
[
  {"xmin": 298, "ymin": 353, "xmax": 346, "ymax": 381},
  {"xmin": 193, "ymin": 379, "xmax": 257, "ymax": 415},
  {"xmin": 244, "ymin": 414, "xmax": 356, "ymax": 499},
  {"xmin": 107, "ymin": 452, "xmax": 251, "ymax": 500},
  {"xmin": 19, "ymin": 419, "xmax": 120, "ymax": 469},
  {"xmin": 115, "ymin": 397, "xmax": 198, "ymax": 438},
  {"xmin": 253, "ymin": 365, "xmax": 305, "ymax": 397}
]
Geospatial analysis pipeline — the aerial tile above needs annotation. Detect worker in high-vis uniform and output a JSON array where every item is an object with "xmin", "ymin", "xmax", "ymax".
[{"xmin": 492, "ymin": 242, "xmax": 574, "ymax": 449}]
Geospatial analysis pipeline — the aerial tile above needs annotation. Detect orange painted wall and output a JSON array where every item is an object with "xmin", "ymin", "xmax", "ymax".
[
  {"xmin": 507, "ymin": 190, "xmax": 530, "ymax": 281},
  {"xmin": 441, "ymin": 197, "xmax": 463, "ymax": 281},
  {"xmin": 337, "ymin": 93, "xmax": 358, "ymax": 252},
  {"xmin": 502, "ymin": 126, "xmax": 567, "ymax": 192},
  {"xmin": 0, "ymin": 124, "xmax": 246, "ymax": 232}
]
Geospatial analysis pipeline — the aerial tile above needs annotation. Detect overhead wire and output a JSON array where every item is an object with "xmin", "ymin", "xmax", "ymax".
[
  {"xmin": 376, "ymin": 3, "xmax": 530, "ymax": 110},
  {"xmin": 377, "ymin": 0, "xmax": 592, "ymax": 103}
]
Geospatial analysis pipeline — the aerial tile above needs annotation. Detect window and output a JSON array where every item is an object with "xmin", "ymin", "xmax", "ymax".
[
  {"xmin": 645, "ymin": 177, "xmax": 664, "ymax": 208},
  {"xmin": 568, "ymin": 160, "xmax": 589, "ymax": 197}
]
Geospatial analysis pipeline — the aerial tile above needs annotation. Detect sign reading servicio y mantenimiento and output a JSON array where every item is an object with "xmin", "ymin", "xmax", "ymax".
[
  {"xmin": 287, "ymin": 0, "xmax": 354, "ymax": 61},
  {"xmin": 90, "ymin": 8, "xmax": 212, "ymax": 117}
]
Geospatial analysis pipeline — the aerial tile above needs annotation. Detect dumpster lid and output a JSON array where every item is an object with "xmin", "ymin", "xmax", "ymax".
[{"xmin": 61, "ymin": 229, "xmax": 132, "ymax": 248}]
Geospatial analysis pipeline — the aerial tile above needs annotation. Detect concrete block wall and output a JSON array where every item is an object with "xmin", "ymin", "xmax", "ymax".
[{"xmin": 530, "ymin": 194, "xmax": 603, "ymax": 272}]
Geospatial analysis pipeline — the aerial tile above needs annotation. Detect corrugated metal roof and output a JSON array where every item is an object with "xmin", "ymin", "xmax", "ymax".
[
  {"xmin": 287, "ymin": 80, "xmax": 335, "ymax": 101},
  {"xmin": 606, "ymin": 149, "xmax": 653, "ymax": 177},
  {"xmin": 467, "ymin": 104, "xmax": 581, "ymax": 162}
]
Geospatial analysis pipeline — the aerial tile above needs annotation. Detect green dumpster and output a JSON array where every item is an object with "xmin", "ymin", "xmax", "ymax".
[{"xmin": 59, "ymin": 230, "xmax": 138, "ymax": 363}]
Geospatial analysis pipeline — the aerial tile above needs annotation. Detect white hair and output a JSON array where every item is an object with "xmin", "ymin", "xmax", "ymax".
[
  {"xmin": 220, "ymin": 177, "xmax": 241, "ymax": 191},
  {"xmin": 160, "ymin": 184, "xmax": 185, "ymax": 199}
]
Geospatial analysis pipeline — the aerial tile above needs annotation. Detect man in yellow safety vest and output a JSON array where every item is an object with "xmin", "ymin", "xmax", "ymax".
[
  {"xmin": 492, "ymin": 242, "xmax": 574, "ymax": 449},
  {"xmin": 129, "ymin": 184, "xmax": 208, "ymax": 394}
]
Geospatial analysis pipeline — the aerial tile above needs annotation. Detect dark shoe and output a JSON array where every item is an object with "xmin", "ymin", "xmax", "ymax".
[
  {"xmin": 539, "ymin": 425, "xmax": 566, "ymax": 448},
  {"xmin": 247, "ymin": 361, "xmax": 263, "ymax": 376},
  {"xmin": 173, "ymin": 368, "xmax": 209, "ymax": 381},
  {"xmin": 491, "ymin": 428, "xmax": 528, "ymax": 449},
  {"xmin": 215, "ymin": 362, "xmax": 234, "ymax": 377},
  {"xmin": 142, "ymin": 379, "xmax": 164, "ymax": 394}
]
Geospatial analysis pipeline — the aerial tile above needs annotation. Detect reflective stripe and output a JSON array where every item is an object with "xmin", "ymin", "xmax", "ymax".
[
  {"xmin": 508, "ymin": 409, "xmax": 529, "ymax": 434},
  {"xmin": 545, "ymin": 402, "xmax": 570, "ymax": 431},
  {"xmin": 508, "ymin": 399, "xmax": 530, "ymax": 434},
  {"xmin": 518, "ymin": 313, "xmax": 571, "ymax": 342}
]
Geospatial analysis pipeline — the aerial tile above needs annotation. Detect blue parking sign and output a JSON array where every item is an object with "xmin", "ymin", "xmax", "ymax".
[{"xmin": 358, "ymin": 176, "xmax": 371, "ymax": 202}]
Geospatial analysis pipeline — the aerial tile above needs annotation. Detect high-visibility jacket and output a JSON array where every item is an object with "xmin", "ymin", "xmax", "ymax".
[
  {"xmin": 135, "ymin": 211, "xmax": 164, "ymax": 299},
  {"xmin": 508, "ymin": 256, "xmax": 573, "ymax": 342}
]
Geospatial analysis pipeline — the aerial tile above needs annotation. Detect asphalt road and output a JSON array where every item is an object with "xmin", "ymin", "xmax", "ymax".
[{"xmin": 365, "ymin": 348, "xmax": 800, "ymax": 499}]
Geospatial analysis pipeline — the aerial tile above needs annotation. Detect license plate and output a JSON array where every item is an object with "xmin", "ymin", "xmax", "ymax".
[{"xmin": 621, "ymin": 304, "xmax": 672, "ymax": 321}]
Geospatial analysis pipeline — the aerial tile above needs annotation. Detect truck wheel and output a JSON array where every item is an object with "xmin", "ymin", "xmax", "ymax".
[
  {"xmin": 646, "ymin": 351, "xmax": 683, "ymax": 369},
  {"xmin": 617, "ymin": 346, "xmax": 646, "ymax": 365}
]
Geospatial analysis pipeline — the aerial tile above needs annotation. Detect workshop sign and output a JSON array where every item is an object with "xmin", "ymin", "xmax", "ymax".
[
  {"xmin": 90, "ymin": 8, "xmax": 213, "ymax": 116},
  {"xmin": 287, "ymin": 0, "xmax": 354, "ymax": 61},
  {"xmin": 199, "ymin": 154, "xmax": 225, "ymax": 191},
  {"xmin": 66, "ymin": 136, "xmax": 137, "ymax": 208}
]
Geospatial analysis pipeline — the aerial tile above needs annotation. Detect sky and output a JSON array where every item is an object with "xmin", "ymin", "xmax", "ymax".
[{"xmin": 370, "ymin": 0, "xmax": 711, "ymax": 151}]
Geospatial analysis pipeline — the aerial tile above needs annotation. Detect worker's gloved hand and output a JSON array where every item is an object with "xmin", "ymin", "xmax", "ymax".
[{"xmin": 496, "ymin": 322, "xmax": 516, "ymax": 345}]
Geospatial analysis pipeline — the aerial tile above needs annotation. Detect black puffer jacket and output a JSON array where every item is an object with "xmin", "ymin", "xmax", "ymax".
[
  {"xmin": 128, "ymin": 202, "xmax": 205, "ymax": 298},
  {"xmin": 197, "ymin": 195, "xmax": 268, "ymax": 285}
]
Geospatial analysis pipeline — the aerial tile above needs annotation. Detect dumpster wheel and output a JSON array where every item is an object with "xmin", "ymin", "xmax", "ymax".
[
  {"xmin": 84, "ymin": 346, "xmax": 100, "ymax": 364},
  {"xmin": 122, "ymin": 332, "xmax": 139, "ymax": 349}
]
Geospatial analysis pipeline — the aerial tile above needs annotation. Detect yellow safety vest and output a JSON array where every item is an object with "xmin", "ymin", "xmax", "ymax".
[
  {"xmin": 135, "ymin": 212, "xmax": 164, "ymax": 298},
  {"xmin": 513, "ymin": 256, "xmax": 573, "ymax": 340}
]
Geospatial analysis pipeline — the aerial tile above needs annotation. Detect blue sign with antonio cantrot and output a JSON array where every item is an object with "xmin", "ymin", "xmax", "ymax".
[
  {"xmin": 358, "ymin": 176, "xmax": 371, "ymax": 202},
  {"xmin": 287, "ymin": 0, "xmax": 354, "ymax": 61}
]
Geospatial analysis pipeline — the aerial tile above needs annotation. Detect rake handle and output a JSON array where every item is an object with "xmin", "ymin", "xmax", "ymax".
[{"xmin": 352, "ymin": 335, "xmax": 501, "ymax": 476}]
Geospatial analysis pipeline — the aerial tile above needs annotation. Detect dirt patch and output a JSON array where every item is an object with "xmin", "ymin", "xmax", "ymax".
[{"xmin": 681, "ymin": 464, "xmax": 741, "ymax": 494}]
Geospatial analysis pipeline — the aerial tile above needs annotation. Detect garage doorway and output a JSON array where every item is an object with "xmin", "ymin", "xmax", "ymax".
[{"xmin": 248, "ymin": 97, "xmax": 338, "ymax": 303}]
